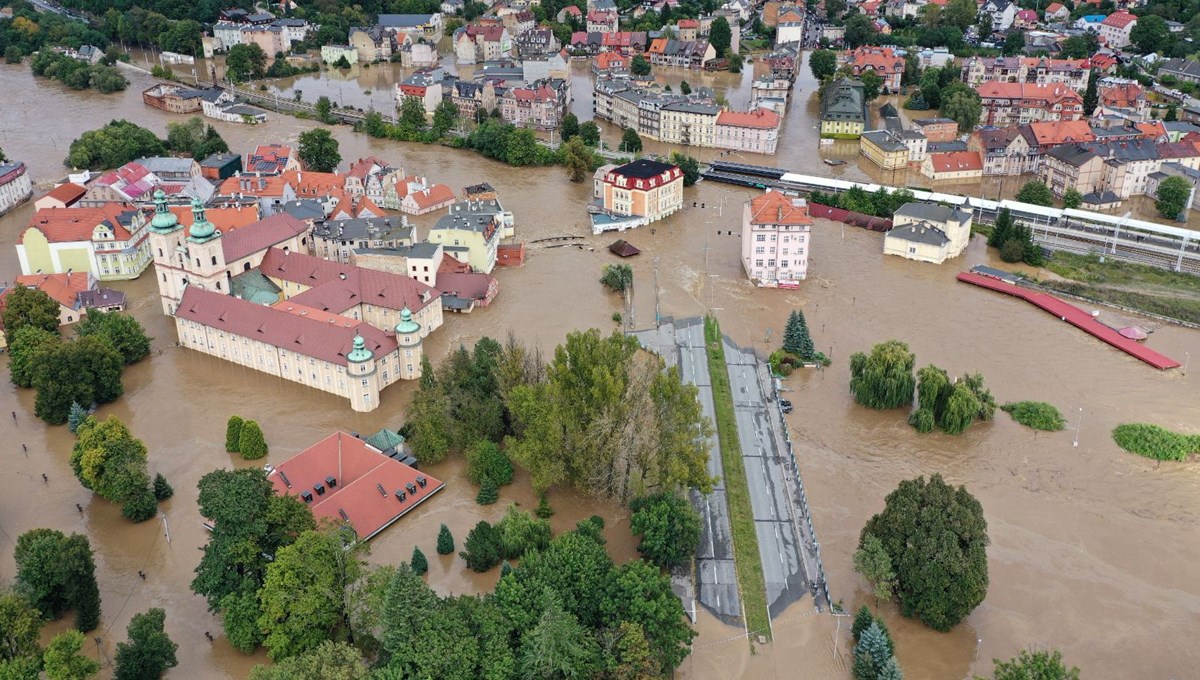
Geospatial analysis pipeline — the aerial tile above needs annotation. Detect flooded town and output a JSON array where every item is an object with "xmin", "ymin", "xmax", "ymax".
[{"xmin": 0, "ymin": 0, "xmax": 1198, "ymax": 678}]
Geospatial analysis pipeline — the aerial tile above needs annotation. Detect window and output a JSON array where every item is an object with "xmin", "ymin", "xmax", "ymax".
[
  {"xmin": 361, "ymin": 378, "xmax": 369, "ymax": 386},
  {"xmin": 756, "ymin": 234, "xmax": 765, "ymax": 242},
  {"xmin": 211, "ymin": 256, "xmax": 217, "ymax": 265}
]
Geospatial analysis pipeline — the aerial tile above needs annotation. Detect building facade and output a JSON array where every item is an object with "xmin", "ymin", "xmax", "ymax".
[
  {"xmin": 18, "ymin": 205, "xmax": 151, "ymax": 280},
  {"xmin": 595, "ymin": 159, "xmax": 684, "ymax": 224},
  {"xmin": 820, "ymin": 78, "xmax": 867, "ymax": 139},
  {"xmin": 741, "ymin": 191, "xmax": 813, "ymax": 288},
  {"xmin": 0, "ymin": 161, "xmax": 33, "ymax": 216},
  {"xmin": 976, "ymin": 82, "xmax": 1085, "ymax": 127}
]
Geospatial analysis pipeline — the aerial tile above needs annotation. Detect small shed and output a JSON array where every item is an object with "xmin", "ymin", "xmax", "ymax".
[{"xmin": 608, "ymin": 239, "xmax": 640, "ymax": 257}]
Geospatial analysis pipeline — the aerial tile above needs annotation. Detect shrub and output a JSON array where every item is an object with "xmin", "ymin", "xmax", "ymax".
[
  {"xmin": 225, "ymin": 416, "xmax": 243, "ymax": 453},
  {"xmin": 436, "ymin": 524, "xmax": 455, "ymax": 555},
  {"xmin": 153, "ymin": 473, "xmax": 174, "ymax": 501},
  {"xmin": 535, "ymin": 494, "xmax": 554, "ymax": 519},
  {"xmin": 467, "ymin": 441, "xmax": 514, "ymax": 487},
  {"xmin": 1111, "ymin": 423, "xmax": 1200, "ymax": 461},
  {"xmin": 1001, "ymin": 402, "xmax": 1066, "ymax": 431},
  {"xmin": 999, "ymin": 239, "xmax": 1025, "ymax": 262},
  {"xmin": 460, "ymin": 521, "xmax": 502, "ymax": 572},
  {"xmin": 238, "ymin": 420, "xmax": 268, "ymax": 460},
  {"xmin": 496, "ymin": 504, "xmax": 552, "ymax": 559},
  {"xmin": 122, "ymin": 488, "xmax": 158, "ymax": 523}
]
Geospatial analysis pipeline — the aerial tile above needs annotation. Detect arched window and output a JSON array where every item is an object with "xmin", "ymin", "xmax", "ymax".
[
  {"xmin": 244, "ymin": 262, "xmax": 251, "ymax": 272},
  {"xmin": 158, "ymin": 248, "xmax": 163, "ymax": 257},
  {"xmin": 216, "ymin": 281, "xmax": 222, "ymax": 291},
  {"xmin": 162, "ymin": 273, "xmax": 166, "ymax": 282},
  {"xmin": 195, "ymin": 258, "xmax": 201, "ymax": 267},
  {"xmin": 211, "ymin": 256, "xmax": 218, "ymax": 266}
]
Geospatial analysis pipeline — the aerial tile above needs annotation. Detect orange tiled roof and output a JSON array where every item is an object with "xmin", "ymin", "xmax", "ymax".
[
  {"xmin": 1024, "ymin": 120, "xmax": 1096, "ymax": 146},
  {"xmin": 406, "ymin": 183, "xmax": 455, "ymax": 209},
  {"xmin": 929, "ymin": 151, "xmax": 983, "ymax": 173},
  {"xmin": 717, "ymin": 108, "xmax": 781, "ymax": 129},
  {"xmin": 748, "ymin": 191, "xmax": 813, "ymax": 225},
  {"xmin": 13, "ymin": 272, "xmax": 92, "ymax": 309},
  {"xmin": 169, "ymin": 205, "xmax": 261, "ymax": 233},
  {"xmin": 21, "ymin": 205, "xmax": 137, "ymax": 244}
]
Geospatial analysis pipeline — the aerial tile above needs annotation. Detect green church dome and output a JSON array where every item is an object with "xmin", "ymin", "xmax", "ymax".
[
  {"xmin": 149, "ymin": 189, "xmax": 179, "ymax": 232},
  {"xmin": 395, "ymin": 307, "xmax": 421, "ymax": 336},
  {"xmin": 187, "ymin": 196, "xmax": 217, "ymax": 241},
  {"xmin": 347, "ymin": 334, "xmax": 374, "ymax": 363}
]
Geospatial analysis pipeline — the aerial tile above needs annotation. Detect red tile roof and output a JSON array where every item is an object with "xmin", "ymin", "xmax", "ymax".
[
  {"xmin": 748, "ymin": 191, "xmax": 813, "ymax": 225},
  {"xmin": 436, "ymin": 271, "xmax": 496, "ymax": 301},
  {"xmin": 260, "ymin": 248, "xmax": 438, "ymax": 314},
  {"xmin": 594, "ymin": 52, "xmax": 629, "ymax": 69},
  {"xmin": 1024, "ymin": 120, "xmax": 1096, "ymax": 146},
  {"xmin": 13, "ymin": 272, "xmax": 92, "ymax": 309},
  {"xmin": 221, "ymin": 212, "xmax": 310, "ymax": 263},
  {"xmin": 41, "ymin": 182, "xmax": 86, "ymax": 206},
  {"xmin": 1134, "ymin": 120, "xmax": 1167, "ymax": 140},
  {"xmin": 846, "ymin": 46, "xmax": 903, "ymax": 76},
  {"xmin": 1101, "ymin": 10, "xmax": 1136, "ymax": 28},
  {"xmin": 677, "ymin": 18, "xmax": 699, "ymax": 28},
  {"xmin": 21, "ymin": 205, "xmax": 138, "ymax": 244},
  {"xmin": 405, "ymin": 183, "xmax": 455, "ymax": 209},
  {"xmin": 928, "ymin": 151, "xmax": 983, "ymax": 173},
  {"xmin": 976, "ymin": 82, "xmax": 1084, "ymax": 106},
  {"xmin": 717, "ymin": 108, "xmax": 781, "ymax": 129},
  {"xmin": 1015, "ymin": 9, "xmax": 1038, "ymax": 21},
  {"xmin": 169, "ymin": 205, "xmax": 261, "ymax": 233},
  {"xmin": 267, "ymin": 432, "xmax": 444, "ymax": 541},
  {"xmin": 1099, "ymin": 82, "xmax": 1144, "ymax": 108},
  {"xmin": 217, "ymin": 173, "xmax": 290, "ymax": 198},
  {"xmin": 1045, "ymin": 2, "xmax": 1065, "ymax": 12},
  {"xmin": 175, "ymin": 286, "xmax": 397, "ymax": 366}
]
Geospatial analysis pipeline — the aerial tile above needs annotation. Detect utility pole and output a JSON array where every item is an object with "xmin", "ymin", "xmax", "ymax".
[{"xmin": 1073, "ymin": 407, "xmax": 1083, "ymax": 448}]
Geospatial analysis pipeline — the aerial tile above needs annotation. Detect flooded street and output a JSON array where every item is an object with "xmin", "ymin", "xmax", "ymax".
[{"xmin": 1, "ymin": 60, "xmax": 1199, "ymax": 679}]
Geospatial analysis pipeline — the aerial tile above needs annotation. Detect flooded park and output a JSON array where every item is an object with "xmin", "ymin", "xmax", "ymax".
[{"xmin": 0, "ymin": 55, "xmax": 1197, "ymax": 678}]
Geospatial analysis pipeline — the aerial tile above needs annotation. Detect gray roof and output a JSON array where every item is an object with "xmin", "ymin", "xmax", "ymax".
[
  {"xmin": 821, "ymin": 78, "xmax": 866, "ymax": 123},
  {"xmin": 407, "ymin": 242, "xmax": 442, "ymax": 259},
  {"xmin": 314, "ymin": 216, "xmax": 413, "ymax": 242},
  {"xmin": 927, "ymin": 140, "xmax": 968, "ymax": 153},
  {"xmin": 433, "ymin": 199, "xmax": 504, "ymax": 234},
  {"xmin": 894, "ymin": 202, "xmax": 971, "ymax": 224},
  {"xmin": 888, "ymin": 222, "xmax": 949, "ymax": 246},
  {"xmin": 137, "ymin": 156, "xmax": 195, "ymax": 176},
  {"xmin": 224, "ymin": 104, "xmax": 268, "ymax": 116},
  {"xmin": 915, "ymin": 117, "xmax": 956, "ymax": 126},
  {"xmin": 276, "ymin": 199, "xmax": 327, "ymax": 221},
  {"xmin": 1159, "ymin": 59, "xmax": 1200, "ymax": 79},
  {"xmin": 861, "ymin": 130, "xmax": 907, "ymax": 153},
  {"xmin": 378, "ymin": 13, "xmax": 436, "ymax": 27},
  {"xmin": 200, "ymin": 152, "xmax": 241, "ymax": 168}
]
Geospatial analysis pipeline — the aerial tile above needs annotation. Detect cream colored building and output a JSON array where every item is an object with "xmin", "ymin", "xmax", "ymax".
[
  {"xmin": 859, "ymin": 131, "xmax": 909, "ymax": 170},
  {"xmin": 883, "ymin": 202, "xmax": 973, "ymax": 264},
  {"xmin": 321, "ymin": 44, "xmax": 359, "ymax": 64},
  {"xmin": 595, "ymin": 159, "xmax": 684, "ymax": 224}
]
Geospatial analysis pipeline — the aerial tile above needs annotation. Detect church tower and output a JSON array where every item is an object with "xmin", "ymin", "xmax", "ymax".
[
  {"xmin": 184, "ymin": 198, "xmax": 231, "ymax": 295},
  {"xmin": 148, "ymin": 189, "xmax": 185, "ymax": 315},
  {"xmin": 346, "ymin": 335, "xmax": 382, "ymax": 412},
  {"xmin": 395, "ymin": 306, "xmax": 423, "ymax": 381}
]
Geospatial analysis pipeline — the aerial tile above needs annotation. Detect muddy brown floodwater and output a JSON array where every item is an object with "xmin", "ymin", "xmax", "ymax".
[{"xmin": 1, "ymin": 60, "xmax": 1199, "ymax": 679}]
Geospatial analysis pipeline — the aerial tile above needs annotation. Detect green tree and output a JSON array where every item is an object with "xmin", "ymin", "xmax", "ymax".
[
  {"xmin": 629, "ymin": 493, "xmax": 701, "ymax": 570},
  {"xmin": 461, "ymin": 521, "xmax": 503, "ymax": 572},
  {"xmin": 844, "ymin": 13, "xmax": 877, "ymax": 48},
  {"xmin": 600, "ymin": 263, "xmax": 633, "ymax": 293},
  {"xmin": 941, "ymin": 90, "xmax": 982, "ymax": 133},
  {"xmin": 849, "ymin": 340, "xmax": 916, "ymax": 410},
  {"xmin": 1061, "ymin": 35, "xmax": 1098, "ymax": 60},
  {"xmin": 853, "ymin": 533, "xmax": 896, "ymax": 604},
  {"xmin": 850, "ymin": 605, "xmax": 875, "ymax": 642},
  {"xmin": 519, "ymin": 591, "xmax": 603, "ymax": 680},
  {"xmin": 437, "ymin": 524, "xmax": 455, "ymax": 555},
  {"xmin": 943, "ymin": 0, "xmax": 977, "ymax": 29},
  {"xmin": 1082, "ymin": 70, "xmax": 1099, "ymax": 117},
  {"xmin": 679, "ymin": 80, "xmax": 691, "ymax": 95},
  {"xmin": 362, "ymin": 111, "xmax": 388, "ymax": 138},
  {"xmin": 476, "ymin": 478, "xmax": 500, "ymax": 505},
  {"xmin": 0, "ymin": 589, "xmax": 43, "ymax": 664},
  {"xmin": 987, "ymin": 208, "xmax": 1013, "ymax": 248},
  {"xmin": 113, "ymin": 608, "xmax": 177, "ymax": 680},
  {"xmin": 258, "ymin": 528, "xmax": 366, "ymax": 661},
  {"xmin": 4, "ymin": 47, "xmax": 21, "ymax": 64},
  {"xmin": 238, "ymin": 419, "xmax": 268, "ymax": 460},
  {"xmin": 14, "ymin": 529, "xmax": 100, "ymax": 632},
  {"xmin": 783, "ymin": 310, "xmax": 816, "ymax": 360},
  {"xmin": 315, "ymin": 95, "xmax": 335, "ymax": 124},
  {"xmin": 727, "ymin": 52, "xmax": 743, "ymax": 74},
  {"xmin": 601, "ymin": 559, "xmax": 696, "ymax": 671},
  {"xmin": 75, "ymin": 310, "xmax": 151, "ymax": 365},
  {"xmin": 153, "ymin": 473, "xmax": 174, "ymax": 501},
  {"xmin": 561, "ymin": 112, "xmax": 580, "ymax": 141},
  {"xmin": 399, "ymin": 96, "xmax": 427, "ymax": 131},
  {"xmin": 297, "ymin": 128, "xmax": 341, "ymax": 173},
  {"xmin": 1, "ymin": 287, "xmax": 60, "ymax": 336},
  {"xmin": 561, "ymin": 136, "xmax": 593, "ymax": 182},
  {"xmin": 860, "ymin": 474, "xmax": 989, "ymax": 631},
  {"xmin": 71, "ymin": 415, "xmax": 152, "ymax": 508},
  {"xmin": 249, "ymin": 641, "xmax": 368, "ymax": 680},
  {"xmin": 33, "ymin": 336, "xmax": 124, "ymax": 424},
  {"xmin": 1015, "ymin": 181, "xmax": 1054, "ymax": 207},
  {"xmin": 669, "ymin": 152, "xmax": 700, "ymax": 186},
  {"xmin": 411, "ymin": 546, "xmax": 428, "ymax": 575},
  {"xmin": 122, "ymin": 487, "xmax": 158, "ymax": 523},
  {"xmin": 976, "ymin": 13, "xmax": 993, "ymax": 38},
  {"xmin": 380, "ymin": 564, "xmax": 441, "ymax": 665},
  {"xmin": 43, "ymin": 630, "xmax": 98, "ymax": 680},
  {"xmin": 977, "ymin": 648, "xmax": 1080, "ymax": 680},
  {"xmin": 580, "ymin": 121, "xmax": 601, "ymax": 147},
  {"xmin": 1062, "ymin": 188, "xmax": 1083, "ymax": 209},
  {"xmin": 1002, "ymin": 30, "xmax": 1024, "ymax": 56},
  {"xmin": 225, "ymin": 43, "xmax": 267, "ymax": 82},
  {"xmin": 467, "ymin": 440, "xmax": 515, "ymax": 487},
  {"xmin": 496, "ymin": 504, "xmax": 552, "ymax": 559},
  {"xmin": 631, "ymin": 54, "xmax": 651, "ymax": 76},
  {"xmin": 8, "ymin": 326, "xmax": 59, "ymax": 389},
  {"xmin": 809, "ymin": 49, "xmax": 837, "ymax": 81},
  {"xmin": 860, "ymin": 70, "xmax": 884, "ymax": 102},
  {"xmin": 709, "ymin": 16, "xmax": 732, "ymax": 58},
  {"xmin": 219, "ymin": 590, "xmax": 265, "ymax": 653},
  {"xmin": 433, "ymin": 99, "xmax": 459, "ymax": 137},
  {"xmin": 1129, "ymin": 15, "xmax": 1169, "ymax": 54},
  {"xmin": 224, "ymin": 415, "xmax": 244, "ymax": 453},
  {"xmin": 852, "ymin": 621, "xmax": 896, "ymax": 680},
  {"xmin": 66, "ymin": 120, "xmax": 165, "ymax": 171},
  {"xmin": 1155, "ymin": 176, "xmax": 1191, "ymax": 220}
]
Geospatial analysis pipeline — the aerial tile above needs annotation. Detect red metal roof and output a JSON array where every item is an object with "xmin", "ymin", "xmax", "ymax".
[
  {"xmin": 41, "ymin": 182, "xmax": 87, "ymax": 205},
  {"xmin": 221, "ymin": 212, "xmax": 310, "ymax": 263},
  {"xmin": 268, "ymin": 431, "xmax": 444, "ymax": 540},
  {"xmin": 957, "ymin": 272, "xmax": 1180, "ymax": 369}
]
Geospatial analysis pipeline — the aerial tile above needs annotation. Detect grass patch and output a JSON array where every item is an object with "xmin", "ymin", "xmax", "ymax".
[
  {"xmin": 703, "ymin": 316, "xmax": 771, "ymax": 641},
  {"xmin": 1001, "ymin": 401, "xmax": 1067, "ymax": 431},
  {"xmin": 1112, "ymin": 423, "xmax": 1200, "ymax": 461},
  {"xmin": 1044, "ymin": 252, "xmax": 1200, "ymax": 293},
  {"xmin": 1035, "ymin": 281, "xmax": 1200, "ymax": 325},
  {"xmin": 1035, "ymin": 252, "xmax": 1200, "ymax": 324}
]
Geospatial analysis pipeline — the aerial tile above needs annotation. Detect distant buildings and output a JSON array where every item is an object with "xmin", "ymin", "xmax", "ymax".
[
  {"xmin": 1158, "ymin": 58, "xmax": 1200, "ymax": 85},
  {"xmin": 377, "ymin": 13, "xmax": 444, "ymax": 43},
  {"xmin": 0, "ymin": 161, "xmax": 33, "ymax": 216},
  {"xmin": 741, "ymin": 191, "xmax": 813, "ymax": 288},
  {"xmin": 843, "ymin": 46, "xmax": 905, "ymax": 93},
  {"xmin": 820, "ymin": 78, "xmax": 867, "ymax": 139},
  {"xmin": 0, "ymin": 272, "xmax": 124, "ymax": 335},
  {"xmin": 591, "ymin": 159, "xmax": 684, "ymax": 233},
  {"xmin": 34, "ymin": 182, "xmax": 86, "ymax": 211},
  {"xmin": 1099, "ymin": 11, "xmax": 1137, "ymax": 49},
  {"xmin": 975, "ymin": 82, "xmax": 1085, "ymax": 127},
  {"xmin": 883, "ymin": 202, "xmax": 973, "ymax": 265},
  {"xmin": 500, "ymin": 79, "xmax": 571, "ymax": 130},
  {"xmin": 959, "ymin": 56, "xmax": 1091, "ymax": 90}
]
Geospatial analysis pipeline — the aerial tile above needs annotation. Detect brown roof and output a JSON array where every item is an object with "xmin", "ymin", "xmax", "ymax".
[
  {"xmin": 175, "ymin": 286, "xmax": 396, "ymax": 366},
  {"xmin": 435, "ymin": 271, "xmax": 496, "ymax": 301},
  {"xmin": 347, "ymin": 157, "xmax": 388, "ymax": 181},
  {"xmin": 21, "ymin": 205, "xmax": 138, "ymax": 244},
  {"xmin": 41, "ymin": 183, "xmax": 87, "ymax": 206},
  {"xmin": 13, "ymin": 272, "xmax": 92, "ymax": 309},
  {"xmin": 748, "ymin": 191, "xmax": 814, "ymax": 225},
  {"xmin": 973, "ymin": 127, "xmax": 1023, "ymax": 150},
  {"xmin": 260, "ymin": 248, "xmax": 438, "ymax": 315},
  {"xmin": 221, "ymin": 212, "xmax": 310, "ymax": 263},
  {"xmin": 267, "ymin": 432, "xmax": 444, "ymax": 541},
  {"xmin": 717, "ymin": 108, "xmax": 781, "ymax": 129},
  {"xmin": 405, "ymin": 183, "xmax": 455, "ymax": 209},
  {"xmin": 169, "ymin": 205, "xmax": 261, "ymax": 233},
  {"xmin": 1157, "ymin": 141, "xmax": 1200, "ymax": 159},
  {"xmin": 928, "ymin": 151, "xmax": 983, "ymax": 172},
  {"xmin": 1023, "ymin": 120, "xmax": 1095, "ymax": 147}
]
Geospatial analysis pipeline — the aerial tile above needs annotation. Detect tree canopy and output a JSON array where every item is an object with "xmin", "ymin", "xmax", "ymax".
[
  {"xmin": 13, "ymin": 528, "xmax": 101, "ymax": 631},
  {"xmin": 113, "ymin": 608, "xmax": 177, "ymax": 680},
  {"xmin": 1, "ymin": 287, "xmax": 60, "ymax": 336},
  {"xmin": 297, "ymin": 129, "xmax": 342, "ymax": 173},
  {"xmin": 75, "ymin": 310, "xmax": 151, "ymax": 365},
  {"xmin": 1155, "ymin": 176, "xmax": 1191, "ymax": 220},
  {"xmin": 860, "ymin": 474, "xmax": 989, "ymax": 631},
  {"xmin": 1015, "ymin": 181, "xmax": 1055, "ymax": 207},
  {"xmin": 849, "ymin": 340, "xmax": 916, "ymax": 410},
  {"xmin": 32, "ymin": 335, "xmax": 124, "ymax": 424},
  {"xmin": 976, "ymin": 648, "xmax": 1080, "ymax": 680},
  {"xmin": 629, "ymin": 492, "xmax": 701, "ymax": 570},
  {"xmin": 810, "ymin": 49, "xmax": 837, "ymax": 81},
  {"xmin": 66, "ymin": 119, "xmax": 165, "ymax": 170}
]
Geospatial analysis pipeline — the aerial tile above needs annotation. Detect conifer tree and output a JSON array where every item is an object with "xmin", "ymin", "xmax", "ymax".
[
  {"xmin": 225, "ymin": 416, "xmax": 243, "ymax": 453},
  {"xmin": 153, "ymin": 473, "xmax": 174, "ymax": 501},
  {"xmin": 436, "ymin": 524, "xmax": 455, "ymax": 555},
  {"xmin": 238, "ymin": 420, "xmax": 268, "ymax": 460},
  {"xmin": 68, "ymin": 402, "xmax": 87, "ymax": 434},
  {"xmin": 410, "ymin": 546, "xmax": 428, "ymax": 576},
  {"xmin": 476, "ymin": 478, "xmax": 499, "ymax": 505}
]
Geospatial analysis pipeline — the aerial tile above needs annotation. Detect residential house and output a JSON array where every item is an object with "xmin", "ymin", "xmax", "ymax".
[
  {"xmin": 247, "ymin": 144, "xmax": 300, "ymax": 174},
  {"xmin": 913, "ymin": 118, "xmax": 959, "ymax": 143},
  {"xmin": 1, "ymin": 272, "xmax": 124, "ymax": 330},
  {"xmin": 775, "ymin": 10, "xmax": 805, "ymax": 46},
  {"xmin": 1158, "ymin": 58, "xmax": 1200, "ymax": 85},
  {"xmin": 378, "ymin": 14, "xmax": 444, "ymax": 43},
  {"xmin": 1100, "ymin": 11, "xmax": 1136, "ymax": 49},
  {"xmin": 1097, "ymin": 81, "xmax": 1149, "ymax": 119},
  {"xmin": 34, "ymin": 183, "xmax": 86, "ymax": 211},
  {"xmin": 968, "ymin": 127, "xmax": 1031, "ymax": 175},
  {"xmin": 715, "ymin": 109, "xmax": 782, "ymax": 155},
  {"xmin": 592, "ymin": 51, "xmax": 629, "ymax": 74},
  {"xmin": 350, "ymin": 26, "xmax": 397, "ymax": 62},
  {"xmin": 1041, "ymin": 140, "xmax": 1161, "ymax": 199},
  {"xmin": 1044, "ymin": 2, "xmax": 1069, "ymax": 21},
  {"xmin": 557, "ymin": 5, "xmax": 583, "ymax": 22},
  {"xmin": 764, "ymin": 43, "xmax": 800, "ymax": 80},
  {"xmin": 676, "ymin": 18, "xmax": 700, "ymax": 41},
  {"xmin": 920, "ymin": 151, "xmax": 984, "ymax": 181},
  {"xmin": 1013, "ymin": 8, "xmax": 1039, "ymax": 28},
  {"xmin": 242, "ymin": 24, "xmax": 286, "ymax": 57},
  {"xmin": 0, "ymin": 161, "xmax": 33, "ymax": 216},
  {"xmin": 843, "ymin": 46, "xmax": 905, "ymax": 92},
  {"xmin": 399, "ymin": 181, "xmax": 456, "ymax": 215},
  {"xmin": 1017, "ymin": 119, "xmax": 1095, "ymax": 173},
  {"xmin": 501, "ymin": 79, "xmax": 570, "ymax": 129},
  {"xmin": 321, "ymin": 45, "xmax": 359, "ymax": 64},
  {"xmin": 976, "ymin": 82, "xmax": 1085, "ymax": 126},
  {"xmin": 960, "ymin": 56, "xmax": 1091, "ymax": 90},
  {"xmin": 396, "ymin": 68, "xmax": 445, "ymax": 114},
  {"xmin": 1075, "ymin": 14, "xmax": 1107, "ymax": 32},
  {"xmin": 18, "ymin": 205, "xmax": 151, "ymax": 280},
  {"xmin": 860, "ymin": 130, "xmax": 910, "ymax": 170},
  {"xmin": 750, "ymin": 76, "xmax": 791, "ymax": 112},
  {"xmin": 427, "ymin": 199, "xmax": 506, "ymax": 273},
  {"xmin": 1147, "ymin": 163, "xmax": 1200, "ymax": 216},
  {"xmin": 312, "ymin": 216, "xmax": 414, "ymax": 264},
  {"xmin": 740, "ymin": 191, "xmax": 813, "ymax": 288},
  {"xmin": 451, "ymin": 80, "xmax": 499, "ymax": 120},
  {"xmin": 820, "ymin": 78, "xmax": 867, "ymax": 139},
  {"xmin": 587, "ymin": 9, "xmax": 619, "ymax": 33},
  {"xmin": 593, "ymin": 159, "xmax": 684, "ymax": 229},
  {"xmin": 883, "ymin": 202, "xmax": 973, "ymax": 264},
  {"xmin": 516, "ymin": 28, "xmax": 560, "ymax": 57},
  {"xmin": 344, "ymin": 157, "xmax": 392, "ymax": 197},
  {"xmin": 454, "ymin": 24, "xmax": 512, "ymax": 64},
  {"xmin": 979, "ymin": 0, "xmax": 1016, "ymax": 31}
]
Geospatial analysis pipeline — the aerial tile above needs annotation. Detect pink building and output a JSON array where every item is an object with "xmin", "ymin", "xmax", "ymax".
[
  {"xmin": 741, "ymin": 191, "xmax": 813, "ymax": 288},
  {"xmin": 715, "ymin": 108, "xmax": 782, "ymax": 155}
]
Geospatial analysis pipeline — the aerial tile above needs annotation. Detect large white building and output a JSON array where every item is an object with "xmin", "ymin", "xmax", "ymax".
[
  {"xmin": 882, "ymin": 202, "xmax": 973, "ymax": 264},
  {"xmin": 741, "ymin": 191, "xmax": 813, "ymax": 288},
  {"xmin": 0, "ymin": 161, "xmax": 33, "ymax": 216}
]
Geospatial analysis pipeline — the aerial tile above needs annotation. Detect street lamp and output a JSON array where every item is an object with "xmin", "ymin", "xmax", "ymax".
[{"xmin": 1073, "ymin": 407, "xmax": 1083, "ymax": 448}]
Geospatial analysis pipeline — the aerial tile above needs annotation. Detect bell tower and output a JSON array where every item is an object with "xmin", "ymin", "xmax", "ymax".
[
  {"xmin": 346, "ymin": 334, "xmax": 381, "ymax": 412},
  {"xmin": 148, "ymin": 189, "xmax": 185, "ymax": 315}
]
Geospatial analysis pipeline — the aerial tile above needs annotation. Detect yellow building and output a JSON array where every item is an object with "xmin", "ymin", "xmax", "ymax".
[
  {"xmin": 883, "ymin": 202, "xmax": 974, "ymax": 264},
  {"xmin": 17, "ymin": 205, "xmax": 151, "ymax": 281},
  {"xmin": 820, "ymin": 78, "xmax": 867, "ymax": 139},
  {"xmin": 859, "ymin": 130, "xmax": 909, "ymax": 170},
  {"xmin": 427, "ymin": 199, "xmax": 506, "ymax": 274}
]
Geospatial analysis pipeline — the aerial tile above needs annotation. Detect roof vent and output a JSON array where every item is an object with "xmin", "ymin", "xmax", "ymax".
[
  {"xmin": 313, "ymin": 482, "xmax": 326, "ymax": 496},
  {"xmin": 278, "ymin": 470, "xmax": 292, "ymax": 488},
  {"xmin": 405, "ymin": 482, "xmax": 417, "ymax": 495},
  {"xmin": 300, "ymin": 489, "xmax": 313, "ymax": 503},
  {"xmin": 395, "ymin": 489, "xmax": 407, "ymax": 502},
  {"xmin": 416, "ymin": 475, "xmax": 427, "ymax": 488},
  {"xmin": 338, "ymin": 508, "xmax": 349, "ymax": 521},
  {"xmin": 326, "ymin": 475, "xmax": 337, "ymax": 488}
]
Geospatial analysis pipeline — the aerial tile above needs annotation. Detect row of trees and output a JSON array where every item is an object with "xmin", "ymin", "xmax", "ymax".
[
  {"xmin": 224, "ymin": 416, "xmax": 269, "ymax": 459},
  {"xmin": 850, "ymin": 607, "xmax": 901, "ymax": 680},
  {"xmin": 987, "ymin": 208, "xmax": 1043, "ymax": 266},
  {"xmin": 809, "ymin": 186, "xmax": 917, "ymax": 219},
  {"xmin": 66, "ymin": 118, "xmax": 230, "ymax": 170},
  {"xmin": 406, "ymin": 332, "xmax": 714, "ymax": 507},
  {"xmin": 29, "ymin": 49, "xmax": 128, "ymax": 94},
  {"xmin": 849, "ymin": 340, "xmax": 995, "ymax": 436}
]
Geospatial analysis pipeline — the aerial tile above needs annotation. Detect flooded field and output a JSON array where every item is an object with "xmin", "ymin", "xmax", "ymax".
[{"xmin": 1, "ymin": 60, "xmax": 1198, "ymax": 679}]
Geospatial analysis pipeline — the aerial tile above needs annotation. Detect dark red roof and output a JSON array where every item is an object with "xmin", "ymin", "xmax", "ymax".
[
  {"xmin": 174, "ymin": 287, "xmax": 397, "ymax": 366},
  {"xmin": 260, "ymin": 248, "xmax": 438, "ymax": 315},
  {"xmin": 221, "ymin": 212, "xmax": 309, "ymax": 262},
  {"xmin": 268, "ymin": 432, "xmax": 444, "ymax": 540}
]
